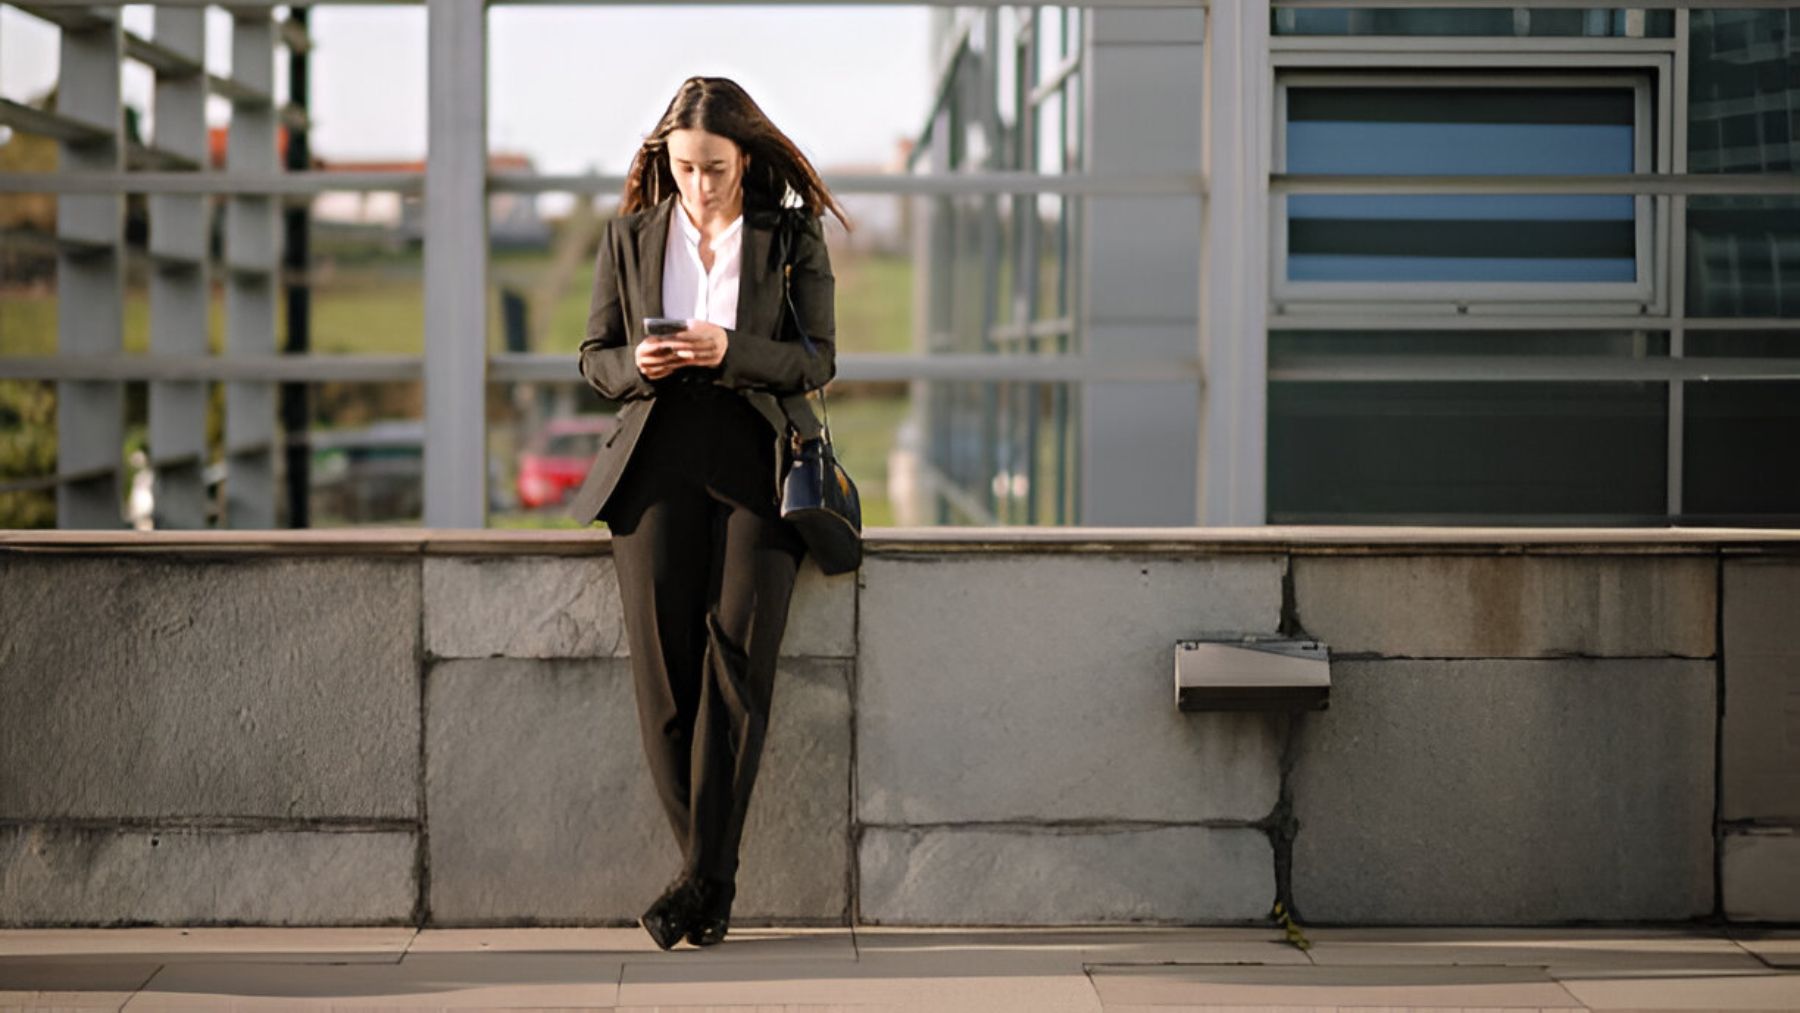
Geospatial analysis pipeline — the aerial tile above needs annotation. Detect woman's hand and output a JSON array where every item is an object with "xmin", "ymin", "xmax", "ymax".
[
  {"xmin": 634, "ymin": 337, "xmax": 686, "ymax": 380},
  {"xmin": 668, "ymin": 321, "xmax": 729, "ymax": 368},
  {"xmin": 633, "ymin": 321, "xmax": 730, "ymax": 379}
]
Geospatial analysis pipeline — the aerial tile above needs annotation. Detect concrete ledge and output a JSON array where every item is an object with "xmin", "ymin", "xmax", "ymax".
[
  {"xmin": 858, "ymin": 825, "xmax": 1273, "ymax": 925},
  {"xmin": 0, "ymin": 824, "xmax": 417, "ymax": 926},
  {"xmin": 6, "ymin": 525, "xmax": 1800, "ymax": 556}
]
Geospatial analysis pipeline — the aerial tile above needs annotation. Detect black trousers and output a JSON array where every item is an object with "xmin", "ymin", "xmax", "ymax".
[{"xmin": 600, "ymin": 378, "xmax": 806, "ymax": 886}]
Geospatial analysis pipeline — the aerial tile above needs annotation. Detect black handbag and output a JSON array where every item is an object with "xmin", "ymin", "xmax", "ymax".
[{"xmin": 773, "ymin": 206, "xmax": 863, "ymax": 575}]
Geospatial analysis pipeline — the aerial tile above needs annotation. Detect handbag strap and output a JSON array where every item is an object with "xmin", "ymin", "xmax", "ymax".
[{"xmin": 773, "ymin": 206, "xmax": 831, "ymax": 444}]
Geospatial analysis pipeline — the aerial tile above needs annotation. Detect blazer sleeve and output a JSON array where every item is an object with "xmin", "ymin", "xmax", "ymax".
[
  {"xmin": 715, "ymin": 211, "xmax": 837, "ymax": 394},
  {"xmin": 577, "ymin": 218, "xmax": 657, "ymax": 403}
]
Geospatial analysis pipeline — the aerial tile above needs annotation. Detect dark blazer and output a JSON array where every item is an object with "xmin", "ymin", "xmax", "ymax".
[{"xmin": 565, "ymin": 193, "xmax": 837, "ymax": 525}]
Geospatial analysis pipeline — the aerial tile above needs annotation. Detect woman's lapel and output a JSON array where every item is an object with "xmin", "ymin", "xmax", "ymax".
[
  {"xmin": 740, "ymin": 207, "xmax": 773, "ymax": 335},
  {"xmin": 634, "ymin": 195, "xmax": 673, "ymax": 322}
]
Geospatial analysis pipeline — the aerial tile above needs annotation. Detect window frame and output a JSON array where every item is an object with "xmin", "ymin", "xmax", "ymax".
[{"xmin": 1269, "ymin": 52, "xmax": 1674, "ymax": 316}]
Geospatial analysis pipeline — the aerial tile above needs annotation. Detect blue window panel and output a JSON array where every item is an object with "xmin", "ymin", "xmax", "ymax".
[
  {"xmin": 1288, "ymin": 255, "xmax": 1637, "ymax": 282},
  {"xmin": 1284, "ymin": 87, "xmax": 1642, "ymax": 285},
  {"xmin": 1286, "ymin": 121, "xmax": 1635, "ymax": 175}
]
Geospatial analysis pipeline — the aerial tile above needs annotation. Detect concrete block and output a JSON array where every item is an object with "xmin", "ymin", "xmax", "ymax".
[
  {"xmin": 0, "ymin": 556, "xmax": 419, "ymax": 820},
  {"xmin": 783, "ymin": 561, "xmax": 857, "ymax": 659},
  {"xmin": 0, "ymin": 823, "xmax": 416, "ymax": 926},
  {"xmin": 424, "ymin": 657, "xmax": 848, "ymax": 924},
  {"xmin": 423, "ymin": 554, "xmax": 852, "ymax": 661},
  {"xmin": 858, "ymin": 825, "xmax": 1273, "ymax": 924},
  {"xmin": 1292, "ymin": 555, "xmax": 1716, "ymax": 659},
  {"xmin": 856, "ymin": 554, "xmax": 1285, "ymax": 825},
  {"xmin": 424, "ymin": 555, "xmax": 625, "ymax": 659},
  {"xmin": 1722, "ymin": 560, "xmax": 1800, "ymax": 822},
  {"xmin": 1723, "ymin": 829, "xmax": 1800, "ymax": 922},
  {"xmin": 1292, "ymin": 659, "xmax": 1716, "ymax": 924}
]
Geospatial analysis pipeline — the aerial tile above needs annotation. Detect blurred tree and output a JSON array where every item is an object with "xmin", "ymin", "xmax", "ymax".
[{"xmin": 0, "ymin": 380, "xmax": 57, "ymax": 527}]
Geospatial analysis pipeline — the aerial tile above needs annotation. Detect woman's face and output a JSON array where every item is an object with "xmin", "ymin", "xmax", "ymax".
[{"xmin": 665, "ymin": 127, "xmax": 748, "ymax": 217}]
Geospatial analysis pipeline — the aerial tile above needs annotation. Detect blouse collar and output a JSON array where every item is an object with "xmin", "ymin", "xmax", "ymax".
[{"xmin": 673, "ymin": 197, "xmax": 744, "ymax": 252}]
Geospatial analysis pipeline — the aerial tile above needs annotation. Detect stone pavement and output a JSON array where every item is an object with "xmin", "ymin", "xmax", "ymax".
[{"xmin": 1, "ymin": 924, "xmax": 1796, "ymax": 1010}]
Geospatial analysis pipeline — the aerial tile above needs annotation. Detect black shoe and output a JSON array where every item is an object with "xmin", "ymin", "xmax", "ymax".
[
  {"xmin": 638, "ymin": 875, "xmax": 701, "ymax": 951},
  {"xmin": 683, "ymin": 876, "xmax": 736, "ymax": 947}
]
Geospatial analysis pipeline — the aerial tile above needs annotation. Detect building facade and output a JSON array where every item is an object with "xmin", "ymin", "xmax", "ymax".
[{"xmin": 908, "ymin": 5, "xmax": 1798, "ymax": 527}]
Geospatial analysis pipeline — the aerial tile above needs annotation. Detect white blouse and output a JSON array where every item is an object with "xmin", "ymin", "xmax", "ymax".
[{"xmin": 662, "ymin": 199, "xmax": 744, "ymax": 330}]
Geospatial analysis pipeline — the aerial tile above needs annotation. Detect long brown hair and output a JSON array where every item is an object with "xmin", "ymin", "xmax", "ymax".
[{"xmin": 619, "ymin": 76, "xmax": 852, "ymax": 232}]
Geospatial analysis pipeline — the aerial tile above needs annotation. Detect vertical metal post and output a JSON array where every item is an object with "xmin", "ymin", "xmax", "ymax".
[
  {"xmin": 1198, "ymin": 0, "xmax": 1271, "ymax": 525},
  {"xmin": 223, "ymin": 10, "xmax": 280, "ymax": 528},
  {"xmin": 1667, "ymin": 8, "xmax": 1691, "ymax": 519},
  {"xmin": 1019, "ymin": 9, "xmax": 1041, "ymax": 525},
  {"xmin": 55, "ymin": 13, "xmax": 125, "ymax": 528},
  {"xmin": 283, "ymin": 7, "xmax": 314, "ymax": 528},
  {"xmin": 978, "ymin": 9, "xmax": 1002, "ymax": 522},
  {"xmin": 1057, "ymin": 7, "xmax": 1083, "ymax": 525},
  {"xmin": 423, "ymin": 0, "xmax": 489, "ymax": 528},
  {"xmin": 148, "ymin": 7, "xmax": 210, "ymax": 529}
]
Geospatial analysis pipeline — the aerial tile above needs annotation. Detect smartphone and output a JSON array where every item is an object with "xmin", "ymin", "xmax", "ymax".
[{"xmin": 643, "ymin": 317, "xmax": 687, "ymax": 337}]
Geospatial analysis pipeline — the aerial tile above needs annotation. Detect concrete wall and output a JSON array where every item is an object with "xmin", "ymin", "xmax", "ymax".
[{"xmin": 2, "ymin": 530, "xmax": 1796, "ymax": 928}]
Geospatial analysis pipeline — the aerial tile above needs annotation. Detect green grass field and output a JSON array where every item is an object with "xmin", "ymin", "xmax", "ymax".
[{"xmin": 1, "ymin": 242, "xmax": 918, "ymax": 528}]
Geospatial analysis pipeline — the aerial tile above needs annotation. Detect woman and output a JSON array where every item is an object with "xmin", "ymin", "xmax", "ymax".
[{"xmin": 566, "ymin": 76, "xmax": 851, "ymax": 950}]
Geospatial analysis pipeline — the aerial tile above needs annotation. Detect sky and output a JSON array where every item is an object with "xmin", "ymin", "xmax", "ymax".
[{"xmin": 1, "ymin": 4, "xmax": 934, "ymax": 177}]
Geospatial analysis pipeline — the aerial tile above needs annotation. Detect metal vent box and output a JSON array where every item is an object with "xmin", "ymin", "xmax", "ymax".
[{"xmin": 1175, "ymin": 637, "xmax": 1330, "ymax": 711}]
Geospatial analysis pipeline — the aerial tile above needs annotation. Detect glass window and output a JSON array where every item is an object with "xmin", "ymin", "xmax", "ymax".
[
  {"xmin": 1269, "ymin": 329, "xmax": 1671, "ymax": 523},
  {"xmin": 1273, "ymin": 7, "xmax": 1674, "ymax": 38},
  {"xmin": 1687, "ymin": 10, "xmax": 1799, "ymax": 318},
  {"xmin": 1681, "ymin": 330, "xmax": 1800, "ymax": 524},
  {"xmin": 1269, "ymin": 380, "xmax": 1669, "ymax": 523},
  {"xmin": 1278, "ymin": 75, "xmax": 1652, "ymax": 298}
]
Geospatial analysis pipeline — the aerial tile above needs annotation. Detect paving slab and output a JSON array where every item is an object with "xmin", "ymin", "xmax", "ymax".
[
  {"xmin": 407, "ymin": 926, "xmax": 856, "ymax": 962},
  {"xmin": 0, "ymin": 985, "xmax": 138, "ymax": 1010},
  {"xmin": 616, "ymin": 957, "xmax": 1103, "ymax": 1010},
  {"xmin": 0, "ymin": 926, "xmax": 414, "ymax": 962},
  {"xmin": 1086, "ymin": 962, "xmax": 1585, "ymax": 1007},
  {"xmin": 0, "ymin": 958, "xmax": 157, "ymax": 1002},
  {"xmin": 1302, "ymin": 926, "xmax": 1763, "ymax": 972},
  {"xmin": 852, "ymin": 926, "xmax": 1309, "ymax": 969},
  {"xmin": 119, "ymin": 952, "xmax": 623, "ymax": 1008},
  {"xmin": 1551, "ymin": 967, "xmax": 1800, "ymax": 1009},
  {"xmin": 1730, "ymin": 930, "xmax": 1800, "ymax": 968}
]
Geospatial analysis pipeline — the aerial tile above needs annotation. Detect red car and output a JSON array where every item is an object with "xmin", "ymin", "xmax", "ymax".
[{"xmin": 517, "ymin": 414, "xmax": 616, "ymax": 509}]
